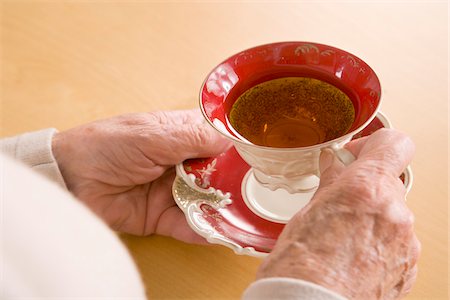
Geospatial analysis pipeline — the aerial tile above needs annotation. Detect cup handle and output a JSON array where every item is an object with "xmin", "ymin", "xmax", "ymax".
[
  {"xmin": 329, "ymin": 112, "xmax": 413, "ymax": 194},
  {"xmin": 331, "ymin": 146, "xmax": 356, "ymax": 165}
]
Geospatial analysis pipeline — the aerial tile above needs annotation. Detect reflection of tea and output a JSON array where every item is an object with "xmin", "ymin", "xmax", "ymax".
[{"xmin": 229, "ymin": 77, "xmax": 355, "ymax": 148}]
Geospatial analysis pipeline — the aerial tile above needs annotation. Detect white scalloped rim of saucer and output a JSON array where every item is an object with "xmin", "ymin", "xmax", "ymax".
[{"xmin": 172, "ymin": 163, "xmax": 269, "ymax": 257}]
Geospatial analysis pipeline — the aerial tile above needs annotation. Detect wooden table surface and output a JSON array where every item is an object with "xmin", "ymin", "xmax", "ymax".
[{"xmin": 1, "ymin": 2, "xmax": 448, "ymax": 299}]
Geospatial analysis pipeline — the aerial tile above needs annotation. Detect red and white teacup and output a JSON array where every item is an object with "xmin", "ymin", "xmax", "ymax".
[{"xmin": 199, "ymin": 42, "xmax": 411, "ymax": 222}]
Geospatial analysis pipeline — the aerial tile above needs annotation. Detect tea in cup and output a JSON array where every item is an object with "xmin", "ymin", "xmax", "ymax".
[
  {"xmin": 200, "ymin": 42, "xmax": 382, "ymax": 222},
  {"xmin": 229, "ymin": 76, "xmax": 356, "ymax": 148}
]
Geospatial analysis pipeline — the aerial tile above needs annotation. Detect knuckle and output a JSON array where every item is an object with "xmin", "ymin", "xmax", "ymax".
[
  {"xmin": 383, "ymin": 201, "xmax": 414, "ymax": 230},
  {"xmin": 411, "ymin": 235, "xmax": 422, "ymax": 259},
  {"xmin": 189, "ymin": 124, "xmax": 214, "ymax": 146}
]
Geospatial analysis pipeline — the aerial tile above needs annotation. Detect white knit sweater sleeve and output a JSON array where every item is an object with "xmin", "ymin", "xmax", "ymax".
[
  {"xmin": 242, "ymin": 277, "xmax": 347, "ymax": 300},
  {"xmin": 1, "ymin": 128, "xmax": 66, "ymax": 188}
]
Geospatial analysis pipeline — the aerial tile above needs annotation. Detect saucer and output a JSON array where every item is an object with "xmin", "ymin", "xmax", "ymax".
[{"xmin": 172, "ymin": 112, "xmax": 411, "ymax": 257}]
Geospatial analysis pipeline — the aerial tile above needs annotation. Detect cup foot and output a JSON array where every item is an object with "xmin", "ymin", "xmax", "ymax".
[{"xmin": 241, "ymin": 170, "xmax": 317, "ymax": 224}]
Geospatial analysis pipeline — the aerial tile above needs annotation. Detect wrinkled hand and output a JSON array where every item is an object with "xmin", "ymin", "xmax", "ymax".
[
  {"xmin": 257, "ymin": 129, "xmax": 420, "ymax": 299},
  {"xmin": 52, "ymin": 109, "xmax": 230, "ymax": 243}
]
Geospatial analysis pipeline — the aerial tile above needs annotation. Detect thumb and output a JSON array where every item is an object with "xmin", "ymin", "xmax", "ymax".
[
  {"xmin": 318, "ymin": 148, "xmax": 346, "ymax": 189},
  {"xmin": 345, "ymin": 128, "xmax": 415, "ymax": 179},
  {"xmin": 162, "ymin": 121, "xmax": 232, "ymax": 164},
  {"xmin": 184, "ymin": 122, "xmax": 232, "ymax": 158},
  {"xmin": 145, "ymin": 109, "xmax": 232, "ymax": 165}
]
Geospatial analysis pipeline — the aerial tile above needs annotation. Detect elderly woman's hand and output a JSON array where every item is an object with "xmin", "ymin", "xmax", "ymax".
[
  {"xmin": 52, "ymin": 109, "xmax": 230, "ymax": 243},
  {"xmin": 256, "ymin": 129, "xmax": 420, "ymax": 299}
]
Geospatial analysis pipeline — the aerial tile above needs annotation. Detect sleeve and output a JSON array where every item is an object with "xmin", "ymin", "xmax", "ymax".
[
  {"xmin": 2, "ymin": 153, "xmax": 146, "ymax": 298},
  {"xmin": 242, "ymin": 277, "xmax": 347, "ymax": 300},
  {"xmin": 1, "ymin": 128, "xmax": 67, "ymax": 188}
]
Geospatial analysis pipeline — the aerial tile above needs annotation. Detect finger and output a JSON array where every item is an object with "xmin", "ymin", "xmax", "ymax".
[
  {"xmin": 384, "ymin": 221, "xmax": 420, "ymax": 299},
  {"xmin": 151, "ymin": 116, "xmax": 232, "ymax": 165},
  {"xmin": 182, "ymin": 108, "xmax": 210, "ymax": 125},
  {"xmin": 155, "ymin": 109, "xmax": 206, "ymax": 126},
  {"xmin": 343, "ymin": 135, "xmax": 370, "ymax": 156},
  {"xmin": 183, "ymin": 122, "xmax": 232, "ymax": 159},
  {"xmin": 408, "ymin": 234, "xmax": 421, "ymax": 269},
  {"xmin": 317, "ymin": 148, "xmax": 346, "ymax": 189},
  {"xmin": 345, "ymin": 128, "xmax": 415, "ymax": 179},
  {"xmin": 155, "ymin": 206, "xmax": 208, "ymax": 245},
  {"xmin": 388, "ymin": 263, "xmax": 418, "ymax": 300},
  {"xmin": 401, "ymin": 264, "xmax": 418, "ymax": 296},
  {"xmin": 144, "ymin": 170, "xmax": 208, "ymax": 245},
  {"xmin": 142, "ymin": 168, "xmax": 177, "ymax": 235}
]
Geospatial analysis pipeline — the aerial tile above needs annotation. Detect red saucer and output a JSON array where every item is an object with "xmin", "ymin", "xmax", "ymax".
[{"xmin": 173, "ymin": 113, "xmax": 408, "ymax": 256}]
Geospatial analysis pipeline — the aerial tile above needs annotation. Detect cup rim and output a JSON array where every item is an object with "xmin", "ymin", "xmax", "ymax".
[{"xmin": 199, "ymin": 41, "xmax": 382, "ymax": 152}]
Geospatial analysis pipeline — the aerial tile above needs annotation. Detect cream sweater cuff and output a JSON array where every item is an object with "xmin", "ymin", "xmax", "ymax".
[
  {"xmin": 1, "ymin": 128, "xmax": 67, "ymax": 189},
  {"xmin": 242, "ymin": 277, "xmax": 347, "ymax": 300}
]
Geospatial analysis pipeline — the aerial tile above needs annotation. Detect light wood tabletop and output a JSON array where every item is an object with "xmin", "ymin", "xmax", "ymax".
[{"xmin": 1, "ymin": 2, "xmax": 448, "ymax": 299}]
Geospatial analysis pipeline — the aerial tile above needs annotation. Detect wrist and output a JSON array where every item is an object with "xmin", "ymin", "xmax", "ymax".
[
  {"xmin": 51, "ymin": 131, "xmax": 71, "ymax": 188},
  {"xmin": 257, "ymin": 242, "xmax": 351, "ymax": 299}
]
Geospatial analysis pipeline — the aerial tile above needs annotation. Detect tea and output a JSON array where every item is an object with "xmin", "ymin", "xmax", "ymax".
[{"xmin": 229, "ymin": 77, "xmax": 355, "ymax": 148}]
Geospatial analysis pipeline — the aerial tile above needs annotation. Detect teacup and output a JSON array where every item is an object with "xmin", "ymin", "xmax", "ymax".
[{"xmin": 200, "ymin": 42, "xmax": 387, "ymax": 222}]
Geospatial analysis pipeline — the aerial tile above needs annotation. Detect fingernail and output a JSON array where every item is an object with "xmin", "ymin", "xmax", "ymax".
[{"xmin": 319, "ymin": 149, "xmax": 335, "ymax": 172}]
